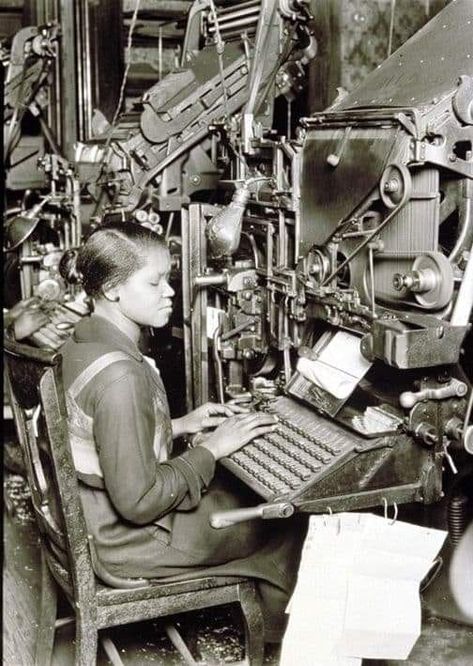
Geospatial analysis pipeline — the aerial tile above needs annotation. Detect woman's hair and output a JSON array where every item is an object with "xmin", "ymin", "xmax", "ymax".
[{"xmin": 59, "ymin": 221, "xmax": 167, "ymax": 298}]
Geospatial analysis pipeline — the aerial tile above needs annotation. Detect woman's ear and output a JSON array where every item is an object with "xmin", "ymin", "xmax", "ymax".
[{"xmin": 102, "ymin": 283, "xmax": 120, "ymax": 303}]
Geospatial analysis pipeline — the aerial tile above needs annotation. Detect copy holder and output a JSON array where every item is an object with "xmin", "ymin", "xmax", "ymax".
[{"xmin": 285, "ymin": 329, "xmax": 372, "ymax": 418}]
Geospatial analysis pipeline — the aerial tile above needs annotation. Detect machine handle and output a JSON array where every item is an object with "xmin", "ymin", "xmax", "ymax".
[
  {"xmin": 210, "ymin": 501, "xmax": 294, "ymax": 529},
  {"xmin": 400, "ymin": 378, "xmax": 468, "ymax": 409}
]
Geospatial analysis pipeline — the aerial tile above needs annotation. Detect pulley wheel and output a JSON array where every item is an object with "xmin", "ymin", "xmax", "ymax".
[
  {"xmin": 379, "ymin": 163, "xmax": 412, "ymax": 209},
  {"xmin": 412, "ymin": 252, "xmax": 454, "ymax": 309}
]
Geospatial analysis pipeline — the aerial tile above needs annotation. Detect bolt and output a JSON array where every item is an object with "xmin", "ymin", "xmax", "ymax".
[
  {"xmin": 384, "ymin": 178, "xmax": 399, "ymax": 193},
  {"xmin": 393, "ymin": 273, "xmax": 404, "ymax": 290}
]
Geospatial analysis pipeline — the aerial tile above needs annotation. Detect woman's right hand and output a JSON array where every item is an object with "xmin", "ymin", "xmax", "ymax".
[{"xmin": 199, "ymin": 412, "xmax": 278, "ymax": 460}]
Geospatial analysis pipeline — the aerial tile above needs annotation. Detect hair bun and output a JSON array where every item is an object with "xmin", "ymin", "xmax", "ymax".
[{"xmin": 59, "ymin": 249, "xmax": 83, "ymax": 285}]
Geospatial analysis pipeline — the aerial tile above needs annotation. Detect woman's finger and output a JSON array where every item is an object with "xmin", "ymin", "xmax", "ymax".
[
  {"xmin": 245, "ymin": 424, "xmax": 278, "ymax": 440},
  {"xmin": 206, "ymin": 403, "xmax": 234, "ymax": 417},
  {"xmin": 17, "ymin": 296, "xmax": 41, "ymax": 311},
  {"xmin": 226, "ymin": 403, "xmax": 251, "ymax": 414},
  {"xmin": 33, "ymin": 314, "xmax": 49, "ymax": 326},
  {"xmin": 228, "ymin": 395, "xmax": 252, "ymax": 404},
  {"xmin": 203, "ymin": 416, "xmax": 229, "ymax": 429}
]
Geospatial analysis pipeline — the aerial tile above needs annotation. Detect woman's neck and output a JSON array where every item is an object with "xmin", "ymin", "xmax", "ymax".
[{"xmin": 93, "ymin": 300, "xmax": 141, "ymax": 344}]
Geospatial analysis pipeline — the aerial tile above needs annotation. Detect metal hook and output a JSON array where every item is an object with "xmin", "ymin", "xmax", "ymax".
[
  {"xmin": 323, "ymin": 506, "xmax": 341, "ymax": 534},
  {"xmin": 322, "ymin": 506, "xmax": 332, "ymax": 528},
  {"xmin": 382, "ymin": 497, "xmax": 388, "ymax": 520},
  {"xmin": 382, "ymin": 497, "xmax": 398, "ymax": 525}
]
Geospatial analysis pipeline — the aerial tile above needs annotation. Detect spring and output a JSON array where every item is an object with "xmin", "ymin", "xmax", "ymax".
[{"xmin": 448, "ymin": 493, "xmax": 470, "ymax": 546}]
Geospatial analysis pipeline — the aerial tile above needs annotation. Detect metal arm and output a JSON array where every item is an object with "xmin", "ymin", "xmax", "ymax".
[{"xmin": 210, "ymin": 501, "xmax": 294, "ymax": 529}]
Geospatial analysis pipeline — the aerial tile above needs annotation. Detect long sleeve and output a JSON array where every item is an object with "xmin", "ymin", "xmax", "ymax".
[{"xmin": 92, "ymin": 367, "xmax": 216, "ymax": 525}]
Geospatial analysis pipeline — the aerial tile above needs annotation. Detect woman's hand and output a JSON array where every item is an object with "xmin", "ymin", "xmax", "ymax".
[
  {"xmin": 5, "ymin": 297, "xmax": 49, "ymax": 341},
  {"xmin": 172, "ymin": 401, "xmax": 249, "ymax": 438},
  {"xmin": 6, "ymin": 296, "xmax": 41, "ymax": 321},
  {"xmin": 13, "ymin": 308, "xmax": 49, "ymax": 340},
  {"xmin": 199, "ymin": 412, "xmax": 278, "ymax": 460}
]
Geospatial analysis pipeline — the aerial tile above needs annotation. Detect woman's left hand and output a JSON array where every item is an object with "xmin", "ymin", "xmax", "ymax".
[{"xmin": 172, "ymin": 401, "xmax": 250, "ymax": 437}]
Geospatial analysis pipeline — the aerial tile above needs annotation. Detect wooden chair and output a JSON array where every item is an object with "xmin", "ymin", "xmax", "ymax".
[{"xmin": 4, "ymin": 338, "xmax": 264, "ymax": 666}]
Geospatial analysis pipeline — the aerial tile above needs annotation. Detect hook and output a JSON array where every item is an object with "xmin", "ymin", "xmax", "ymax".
[
  {"xmin": 323, "ymin": 506, "xmax": 341, "ymax": 533},
  {"xmin": 322, "ymin": 506, "xmax": 332, "ymax": 528},
  {"xmin": 382, "ymin": 497, "xmax": 398, "ymax": 525},
  {"xmin": 382, "ymin": 497, "xmax": 388, "ymax": 520}
]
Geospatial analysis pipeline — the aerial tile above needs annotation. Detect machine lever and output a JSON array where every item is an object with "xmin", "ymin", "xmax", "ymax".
[
  {"xmin": 210, "ymin": 501, "xmax": 294, "ymax": 529},
  {"xmin": 400, "ymin": 378, "xmax": 468, "ymax": 409}
]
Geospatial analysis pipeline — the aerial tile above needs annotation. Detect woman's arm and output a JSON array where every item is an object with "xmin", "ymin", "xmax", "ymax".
[{"xmin": 92, "ymin": 366, "xmax": 216, "ymax": 525}]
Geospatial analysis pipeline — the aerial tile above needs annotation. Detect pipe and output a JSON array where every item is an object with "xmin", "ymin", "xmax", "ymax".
[
  {"xmin": 450, "ymin": 240, "xmax": 473, "ymax": 326},
  {"xmin": 449, "ymin": 180, "xmax": 473, "ymax": 264}
]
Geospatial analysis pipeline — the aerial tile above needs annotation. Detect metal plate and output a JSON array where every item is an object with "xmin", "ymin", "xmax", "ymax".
[
  {"xmin": 333, "ymin": 0, "xmax": 473, "ymax": 112},
  {"xmin": 299, "ymin": 127, "xmax": 399, "ymax": 255}
]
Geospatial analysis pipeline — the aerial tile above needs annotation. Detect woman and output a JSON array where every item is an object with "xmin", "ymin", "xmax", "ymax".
[{"xmin": 59, "ymin": 221, "xmax": 304, "ymax": 642}]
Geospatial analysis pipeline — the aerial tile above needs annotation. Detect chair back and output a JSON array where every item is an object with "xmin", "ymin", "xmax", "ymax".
[{"xmin": 4, "ymin": 337, "xmax": 96, "ymax": 601}]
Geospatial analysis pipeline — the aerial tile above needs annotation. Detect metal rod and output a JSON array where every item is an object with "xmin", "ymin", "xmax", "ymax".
[
  {"xmin": 38, "ymin": 115, "xmax": 62, "ymax": 156},
  {"xmin": 450, "ymin": 240, "xmax": 473, "ymax": 327},
  {"xmin": 244, "ymin": 0, "xmax": 276, "ymax": 117},
  {"xmin": 213, "ymin": 324, "xmax": 225, "ymax": 404},
  {"xmin": 369, "ymin": 245, "xmax": 376, "ymax": 318},
  {"xmin": 215, "ymin": 0, "xmax": 260, "ymax": 18},
  {"xmin": 449, "ymin": 179, "xmax": 473, "ymax": 263},
  {"xmin": 158, "ymin": 26, "xmax": 163, "ymax": 80},
  {"xmin": 208, "ymin": 5, "xmax": 260, "ymax": 24},
  {"xmin": 207, "ymin": 15, "xmax": 259, "ymax": 34},
  {"xmin": 181, "ymin": 208, "xmax": 194, "ymax": 412},
  {"xmin": 321, "ymin": 201, "xmax": 406, "ymax": 286}
]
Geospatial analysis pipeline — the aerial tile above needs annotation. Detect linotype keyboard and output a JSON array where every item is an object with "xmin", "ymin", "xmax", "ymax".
[
  {"xmin": 30, "ymin": 300, "xmax": 88, "ymax": 350},
  {"xmin": 220, "ymin": 395, "xmax": 359, "ymax": 501}
]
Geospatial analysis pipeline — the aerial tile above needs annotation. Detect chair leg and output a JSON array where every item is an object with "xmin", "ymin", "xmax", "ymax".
[
  {"xmin": 35, "ymin": 551, "xmax": 58, "ymax": 666},
  {"xmin": 164, "ymin": 622, "xmax": 198, "ymax": 666},
  {"xmin": 238, "ymin": 582, "xmax": 265, "ymax": 666},
  {"xmin": 101, "ymin": 636, "xmax": 125, "ymax": 666},
  {"xmin": 75, "ymin": 615, "xmax": 98, "ymax": 666}
]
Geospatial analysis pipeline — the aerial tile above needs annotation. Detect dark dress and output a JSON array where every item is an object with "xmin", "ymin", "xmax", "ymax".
[{"xmin": 61, "ymin": 315, "xmax": 305, "ymax": 637}]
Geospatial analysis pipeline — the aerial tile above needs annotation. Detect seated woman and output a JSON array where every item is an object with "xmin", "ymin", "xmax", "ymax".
[{"xmin": 59, "ymin": 221, "xmax": 305, "ymax": 642}]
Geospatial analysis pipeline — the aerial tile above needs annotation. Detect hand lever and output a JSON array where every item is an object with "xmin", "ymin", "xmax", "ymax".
[
  {"xmin": 400, "ymin": 378, "xmax": 468, "ymax": 409},
  {"xmin": 210, "ymin": 501, "xmax": 294, "ymax": 529}
]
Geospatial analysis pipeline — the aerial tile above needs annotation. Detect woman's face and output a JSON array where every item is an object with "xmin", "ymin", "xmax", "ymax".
[{"xmin": 115, "ymin": 245, "xmax": 175, "ymax": 329}]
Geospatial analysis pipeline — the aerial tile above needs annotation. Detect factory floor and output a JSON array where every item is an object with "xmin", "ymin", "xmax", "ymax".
[{"xmin": 4, "ymin": 446, "xmax": 473, "ymax": 666}]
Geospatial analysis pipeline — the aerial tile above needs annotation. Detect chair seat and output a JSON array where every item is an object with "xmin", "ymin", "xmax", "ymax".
[{"xmin": 96, "ymin": 575, "xmax": 250, "ymax": 606}]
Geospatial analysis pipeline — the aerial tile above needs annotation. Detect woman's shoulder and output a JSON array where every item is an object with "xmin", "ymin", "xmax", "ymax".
[
  {"xmin": 62, "ymin": 338, "xmax": 143, "ymax": 392},
  {"xmin": 62, "ymin": 340, "xmax": 148, "ymax": 416}
]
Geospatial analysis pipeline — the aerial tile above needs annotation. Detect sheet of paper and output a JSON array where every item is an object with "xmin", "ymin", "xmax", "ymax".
[
  {"xmin": 297, "ymin": 331, "xmax": 372, "ymax": 399},
  {"xmin": 342, "ymin": 577, "xmax": 421, "ymax": 660},
  {"xmin": 338, "ymin": 514, "xmax": 447, "ymax": 660},
  {"xmin": 281, "ymin": 515, "xmax": 363, "ymax": 666},
  {"xmin": 281, "ymin": 513, "xmax": 447, "ymax": 664}
]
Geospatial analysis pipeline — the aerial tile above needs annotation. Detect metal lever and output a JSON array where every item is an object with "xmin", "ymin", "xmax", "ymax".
[
  {"xmin": 210, "ymin": 501, "xmax": 294, "ymax": 529},
  {"xmin": 400, "ymin": 378, "xmax": 468, "ymax": 409}
]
